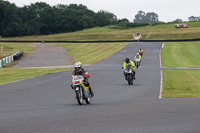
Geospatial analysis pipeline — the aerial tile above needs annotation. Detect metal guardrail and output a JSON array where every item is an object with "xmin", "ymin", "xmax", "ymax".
[{"xmin": 0, "ymin": 38, "xmax": 200, "ymax": 43}]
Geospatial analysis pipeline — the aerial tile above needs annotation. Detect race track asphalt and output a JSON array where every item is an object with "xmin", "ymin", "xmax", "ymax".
[{"xmin": 0, "ymin": 42, "xmax": 200, "ymax": 133}]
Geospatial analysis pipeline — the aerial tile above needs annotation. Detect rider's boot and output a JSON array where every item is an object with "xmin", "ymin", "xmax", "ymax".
[
  {"xmin": 71, "ymin": 84, "xmax": 73, "ymax": 89},
  {"xmin": 89, "ymin": 86, "xmax": 94, "ymax": 97},
  {"xmin": 133, "ymin": 72, "xmax": 136, "ymax": 79}
]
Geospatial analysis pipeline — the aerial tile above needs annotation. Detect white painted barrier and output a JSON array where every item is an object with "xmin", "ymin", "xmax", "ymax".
[
  {"xmin": 11, "ymin": 55, "xmax": 14, "ymax": 62},
  {"xmin": 6, "ymin": 57, "xmax": 9, "ymax": 64},
  {"xmin": 0, "ymin": 51, "xmax": 23, "ymax": 68},
  {"xmin": 9, "ymin": 56, "xmax": 12, "ymax": 62}
]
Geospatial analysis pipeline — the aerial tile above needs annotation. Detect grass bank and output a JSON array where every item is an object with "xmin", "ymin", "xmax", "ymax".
[
  {"xmin": 162, "ymin": 41, "xmax": 200, "ymax": 98},
  {"xmin": 0, "ymin": 68, "xmax": 69, "ymax": 84},
  {"xmin": 162, "ymin": 41, "xmax": 200, "ymax": 68},
  {"xmin": 56, "ymin": 43, "xmax": 128, "ymax": 64},
  {"xmin": 0, "ymin": 43, "xmax": 128, "ymax": 84},
  {"xmin": 2, "ymin": 21, "xmax": 200, "ymax": 41},
  {"xmin": 0, "ymin": 43, "xmax": 35, "ymax": 58},
  {"xmin": 162, "ymin": 70, "xmax": 200, "ymax": 98}
]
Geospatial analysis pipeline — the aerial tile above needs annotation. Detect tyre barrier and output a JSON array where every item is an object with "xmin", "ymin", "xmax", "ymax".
[
  {"xmin": 0, "ymin": 51, "xmax": 23, "ymax": 68},
  {"xmin": 13, "ymin": 51, "xmax": 23, "ymax": 61},
  {"xmin": 0, "ymin": 58, "xmax": 6, "ymax": 68}
]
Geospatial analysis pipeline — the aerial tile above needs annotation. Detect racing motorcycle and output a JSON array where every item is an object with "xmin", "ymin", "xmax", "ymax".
[
  {"xmin": 134, "ymin": 58, "xmax": 141, "ymax": 68},
  {"xmin": 72, "ymin": 75, "xmax": 91, "ymax": 105},
  {"xmin": 123, "ymin": 63, "xmax": 134, "ymax": 85}
]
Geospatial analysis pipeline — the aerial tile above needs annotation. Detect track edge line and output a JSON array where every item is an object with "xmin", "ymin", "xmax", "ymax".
[{"xmin": 159, "ymin": 43, "xmax": 165, "ymax": 98}]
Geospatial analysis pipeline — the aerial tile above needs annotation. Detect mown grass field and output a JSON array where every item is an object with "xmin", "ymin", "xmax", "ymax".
[
  {"xmin": 162, "ymin": 70, "xmax": 200, "ymax": 98},
  {"xmin": 2, "ymin": 21, "xmax": 200, "ymax": 41},
  {"xmin": 162, "ymin": 41, "xmax": 200, "ymax": 68},
  {"xmin": 162, "ymin": 41, "xmax": 200, "ymax": 98},
  {"xmin": 0, "ymin": 68, "xmax": 69, "ymax": 84},
  {"xmin": 56, "ymin": 43, "xmax": 128, "ymax": 64}
]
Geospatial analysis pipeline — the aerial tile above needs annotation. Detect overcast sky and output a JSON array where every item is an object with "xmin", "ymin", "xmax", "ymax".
[{"xmin": 6, "ymin": 0, "xmax": 200, "ymax": 22}]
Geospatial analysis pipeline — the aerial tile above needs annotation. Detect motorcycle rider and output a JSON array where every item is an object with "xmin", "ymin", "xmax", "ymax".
[
  {"xmin": 134, "ymin": 53, "xmax": 141, "ymax": 59},
  {"xmin": 123, "ymin": 57, "xmax": 136, "ymax": 79},
  {"xmin": 139, "ymin": 48, "xmax": 143, "ymax": 53},
  {"xmin": 71, "ymin": 62, "xmax": 94, "ymax": 97}
]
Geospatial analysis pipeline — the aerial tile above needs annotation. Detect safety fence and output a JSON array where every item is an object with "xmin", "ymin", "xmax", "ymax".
[
  {"xmin": 0, "ymin": 51, "xmax": 23, "ymax": 68},
  {"xmin": 0, "ymin": 38, "xmax": 200, "ymax": 43}
]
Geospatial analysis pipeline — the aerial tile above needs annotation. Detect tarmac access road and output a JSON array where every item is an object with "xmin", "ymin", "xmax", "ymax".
[{"xmin": 1, "ymin": 42, "xmax": 200, "ymax": 133}]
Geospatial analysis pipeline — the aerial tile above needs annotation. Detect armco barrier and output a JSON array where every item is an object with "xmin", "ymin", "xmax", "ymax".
[{"xmin": 0, "ymin": 38, "xmax": 200, "ymax": 43}]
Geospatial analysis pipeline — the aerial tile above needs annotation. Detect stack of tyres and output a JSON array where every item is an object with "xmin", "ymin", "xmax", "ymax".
[
  {"xmin": 13, "ymin": 51, "xmax": 23, "ymax": 61},
  {"xmin": 19, "ymin": 51, "xmax": 23, "ymax": 58},
  {"xmin": 13, "ymin": 52, "xmax": 20, "ymax": 61}
]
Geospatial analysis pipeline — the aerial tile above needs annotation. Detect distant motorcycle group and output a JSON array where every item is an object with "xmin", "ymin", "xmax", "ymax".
[
  {"xmin": 71, "ymin": 49, "xmax": 144, "ymax": 105},
  {"xmin": 122, "ymin": 49, "xmax": 143, "ymax": 85}
]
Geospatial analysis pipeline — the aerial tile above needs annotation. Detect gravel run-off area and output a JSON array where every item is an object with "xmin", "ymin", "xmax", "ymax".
[{"xmin": 13, "ymin": 43, "xmax": 73, "ymax": 68}]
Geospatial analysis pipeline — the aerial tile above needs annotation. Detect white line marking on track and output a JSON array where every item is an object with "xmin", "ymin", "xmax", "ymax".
[{"xmin": 159, "ymin": 43, "xmax": 165, "ymax": 98}]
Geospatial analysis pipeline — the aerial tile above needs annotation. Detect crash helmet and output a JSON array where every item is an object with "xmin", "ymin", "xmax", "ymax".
[
  {"xmin": 74, "ymin": 62, "xmax": 82, "ymax": 72},
  {"xmin": 137, "ymin": 53, "xmax": 139, "ymax": 56},
  {"xmin": 139, "ymin": 48, "xmax": 142, "ymax": 51},
  {"xmin": 125, "ymin": 57, "xmax": 129, "ymax": 63}
]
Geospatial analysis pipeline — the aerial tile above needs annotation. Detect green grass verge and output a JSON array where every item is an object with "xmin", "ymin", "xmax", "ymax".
[
  {"xmin": 0, "ymin": 68, "xmax": 69, "ymax": 84},
  {"xmin": 0, "ymin": 43, "xmax": 127, "ymax": 84},
  {"xmin": 0, "ymin": 43, "xmax": 35, "ymax": 58},
  {"xmin": 162, "ymin": 70, "xmax": 200, "ymax": 98},
  {"xmin": 2, "ymin": 21, "xmax": 200, "ymax": 41},
  {"xmin": 56, "ymin": 43, "xmax": 128, "ymax": 64},
  {"xmin": 162, "ymin": 41, "xmax": 200, "ymax": 68}
]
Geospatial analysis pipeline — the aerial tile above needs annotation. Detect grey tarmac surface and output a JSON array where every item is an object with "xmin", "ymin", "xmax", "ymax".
[
  {"xmin": 13, "ymin": 43, "xmax": 73, "ymax": 68},
  {"xmin": 1, "ymin": 42, "xmax": 200, "ymax": 133}
]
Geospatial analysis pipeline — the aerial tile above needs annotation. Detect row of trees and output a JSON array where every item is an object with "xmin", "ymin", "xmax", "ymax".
[
  {"xmin": 0, "ymin": 0, "xmax": 118, "ymax": 37},
  {"xmin": 0, "ymin": 0, "xmax": 161, "ymax": 37},
  {"xmin": 173, "ymin": 16, "xmax": 200, "ymax": 23},
  {"xmin": 188, "ymin": 16, "xmax": 200, "ymax": 21}
]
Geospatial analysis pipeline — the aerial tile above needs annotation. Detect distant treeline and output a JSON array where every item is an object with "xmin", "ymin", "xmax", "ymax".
[
  {"xmin": 0, "ymin": 1, "xmax": 119, "ymax": 37},
  {"xmin": 0, "ymin": 0, "xmax": 158, "ymax": 37}
]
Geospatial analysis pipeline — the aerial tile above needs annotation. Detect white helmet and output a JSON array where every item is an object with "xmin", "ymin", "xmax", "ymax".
[{"xmin": 74, "ymin": 62, "xmax": 82, "ymax": 72}]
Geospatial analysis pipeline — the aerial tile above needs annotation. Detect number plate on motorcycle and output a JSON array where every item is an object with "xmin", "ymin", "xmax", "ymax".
[{"xmin": 74, "ymin": 81, "xmax": 80, "ymax": 84}]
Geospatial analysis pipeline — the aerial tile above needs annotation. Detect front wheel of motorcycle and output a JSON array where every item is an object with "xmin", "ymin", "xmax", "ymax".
[
  {"xmin": 127, "ymin": 75, "xmax": 131, "ymax": 85},
  {"xmin": 76, "ymin": 87, "xmax": 83, "ymax": 105}
]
